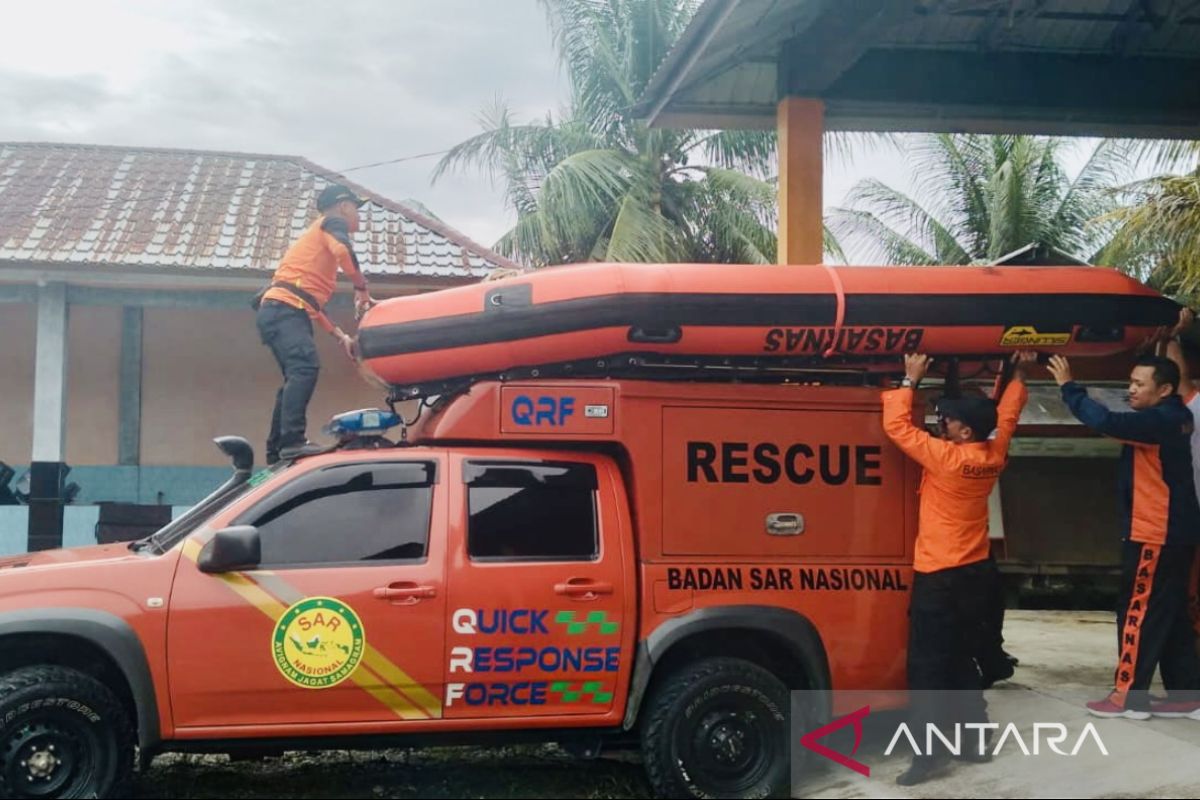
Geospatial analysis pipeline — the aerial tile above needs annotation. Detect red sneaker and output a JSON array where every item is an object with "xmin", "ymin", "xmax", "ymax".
[
  {"xmin": 1149, "ymin": 700, "xmax": 1200, "ymax": 719},
  {"xmin": 1086, "ymin": 698, "xmax": 1150, "ymax": 719}
]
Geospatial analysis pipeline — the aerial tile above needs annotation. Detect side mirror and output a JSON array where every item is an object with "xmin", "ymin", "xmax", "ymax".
[{"xmin": 197, "ymin": 526, "xmax": 261, "ymax": 573}]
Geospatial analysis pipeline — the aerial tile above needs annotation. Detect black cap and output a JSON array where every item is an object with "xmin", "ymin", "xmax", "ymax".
[
  {"xmin": 316, "ymin": 183, "xmax": 366, "ymax": 212},
  {"xmin": 936, "ymin": 395, "xmax": 998, "ymax": 440}
]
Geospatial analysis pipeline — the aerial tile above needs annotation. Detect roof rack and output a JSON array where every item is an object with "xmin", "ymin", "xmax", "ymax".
[{"xmin": 384, "ymin": 351, "xmax": 1013, "ymax": 403}]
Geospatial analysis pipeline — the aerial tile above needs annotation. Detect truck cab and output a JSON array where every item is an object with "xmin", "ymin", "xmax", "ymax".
[{"xmin": 0, "ymin": 378, "xmax": 918, "ymax": 799}]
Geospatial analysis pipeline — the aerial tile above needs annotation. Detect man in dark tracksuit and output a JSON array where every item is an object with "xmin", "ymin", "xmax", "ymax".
[{"xmin": 1049, "ymin": 354, "xmax": 1200, "ymax": 718}]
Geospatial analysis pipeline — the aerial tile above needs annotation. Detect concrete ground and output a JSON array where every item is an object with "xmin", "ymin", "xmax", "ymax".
[
  {"xmin": 137, "ymin": 611, "xmax": 1200, "ymax": 798},
  {"xmin": 799, "ymin": 610, "xmax": 1200, "ymax": 799}
]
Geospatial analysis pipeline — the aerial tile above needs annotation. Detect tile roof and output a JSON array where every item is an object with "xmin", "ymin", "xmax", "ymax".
[{"xmin": 0, "ymin": 142, "xmax": 518, "ymax": 279}]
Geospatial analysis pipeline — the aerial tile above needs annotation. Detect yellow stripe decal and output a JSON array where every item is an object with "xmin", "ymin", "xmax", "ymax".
[
  {"xmin": 249, "ymin": 572, "xmax": 441, "ymax": 719},
  {"xmin": 355, "ymin": 679, "xmax": 425, "ymax": 720},
  {"xmin": 362, "ymin": 646, "xmax": 443, "ymax": 719},
  {"xmin": 182, "ymin": 538, "xmax": 203, "ymax": 561},
  {"xmin": 180, "ymin": 540, "xmax": 435, "ymax": 720}
]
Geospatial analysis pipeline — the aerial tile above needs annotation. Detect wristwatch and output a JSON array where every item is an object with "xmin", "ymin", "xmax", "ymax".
[{"xmin": 900, "ymin": 377, "xmax": 916, "ymax": 388}]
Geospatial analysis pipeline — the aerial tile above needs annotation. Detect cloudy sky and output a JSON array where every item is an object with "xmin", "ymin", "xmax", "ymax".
[
  {"xmin": 0, "ymin": 0, "xmax": 1097, "ymax": 253},
  {"xmin": 0, "ymin": 0, "xmax": 571, "ymax": 248}
]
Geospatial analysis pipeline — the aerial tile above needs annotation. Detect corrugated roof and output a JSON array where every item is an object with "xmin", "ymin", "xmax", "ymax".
[{"xmin": 0, "ymin": 142, "xmax": 518, "ymax": 279}]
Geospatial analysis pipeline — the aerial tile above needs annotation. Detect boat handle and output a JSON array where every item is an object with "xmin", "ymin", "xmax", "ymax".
[{"xmin": 628, "ymin": 325, "xmax": 682, "ymax": 344}]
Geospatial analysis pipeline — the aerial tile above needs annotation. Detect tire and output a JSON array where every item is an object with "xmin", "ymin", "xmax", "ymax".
[
  {"xmin": 640, "ymin": 657, "xmax": 791, "ymax": 799},
  {"xmin": 0, "ymin": 666, "xmax": 135, "ymax": 799}
]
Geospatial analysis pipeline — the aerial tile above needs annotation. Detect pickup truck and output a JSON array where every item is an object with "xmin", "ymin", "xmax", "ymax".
[{"xmin": 0, "ymin": 378, "xmax": 917, "ymax": 798}]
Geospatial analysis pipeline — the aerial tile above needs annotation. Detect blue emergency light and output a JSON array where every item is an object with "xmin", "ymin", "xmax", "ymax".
[{"xmin": 323, "ymin": 408, "xmax": 402, "ymax": 438}]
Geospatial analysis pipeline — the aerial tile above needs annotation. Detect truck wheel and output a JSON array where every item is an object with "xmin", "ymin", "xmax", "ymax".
[
  {"xmin": 640, "ymin": 657, "xmax": 791, "ymax": 799},
  {"xmin": 0, "ymin": 666, "xmax": 135, "ymax": 799}
]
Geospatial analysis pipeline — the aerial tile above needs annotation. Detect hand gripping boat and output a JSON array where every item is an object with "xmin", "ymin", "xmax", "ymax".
[{"xmin": 355, "ymin": 262, "xmax": 1182, "ymax": 395}]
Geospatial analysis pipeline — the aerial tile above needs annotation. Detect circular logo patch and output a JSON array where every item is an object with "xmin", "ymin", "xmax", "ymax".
[{"xmin": 272, "ymin": 597, "xmax": 365, "ymax": 689}]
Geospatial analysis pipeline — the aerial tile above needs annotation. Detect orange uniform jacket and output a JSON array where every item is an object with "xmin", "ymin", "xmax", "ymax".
[
  {"xmin": 882, "ymin": 380, "xmax": 1028, "ymax": 573},
  {"xmin": 262, "ymin": 217, "xmax": 368, "ymax": 334}
]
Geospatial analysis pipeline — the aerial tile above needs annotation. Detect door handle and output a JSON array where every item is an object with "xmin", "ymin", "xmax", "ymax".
[
  {"xmin": 766, "ymin": 512, "xmax": 804, "ymax": 536},
  {"xmin": 554, "ymin": 578, "xmax": 614, "ymax": 598},
  {"xmin": 373, "ymin": 582, "xmax": 437, "ymax": 602}
]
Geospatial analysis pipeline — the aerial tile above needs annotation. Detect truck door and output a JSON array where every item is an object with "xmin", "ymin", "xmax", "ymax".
[
  {"xmin": 443, "ymin": 453, "xmax": 634, "ymax": 720},
  {"xmin": 661, "ymin": 405, "xmax": 909, "ymax": 559},
  {"xmin": 167, "ymin": 457, "xmax": 447, "ymax": 730}
]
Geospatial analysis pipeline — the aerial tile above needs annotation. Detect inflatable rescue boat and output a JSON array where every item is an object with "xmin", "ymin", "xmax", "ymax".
[{"xmin": 356, "ymin": 262, "xmax": 1181, "ymax": 392}]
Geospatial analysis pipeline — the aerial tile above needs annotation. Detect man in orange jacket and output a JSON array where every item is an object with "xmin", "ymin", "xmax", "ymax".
[
  {"xmin": 255, "ymin": 183, "xmax": 376, "ymax": 463},
  {"xmin": 882, "ymin": 351, "xmax": 1034, "ymax": 785}
]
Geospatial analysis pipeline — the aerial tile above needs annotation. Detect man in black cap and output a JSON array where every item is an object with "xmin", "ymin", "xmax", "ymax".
[
  {"xmin": 254, "ymin": 183, "xmax": 376, "ymax": 463},
  {"xmin": 931, "ymin": 394, "xmax": 1020, "ymax": 689},
  {"xmin": 882, "ymin": 352, "xmax": 1033, "ymax": 785}
]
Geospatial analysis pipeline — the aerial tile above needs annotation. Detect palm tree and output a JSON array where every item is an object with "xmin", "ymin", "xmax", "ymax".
[
  {"xmin": 432, "ymin": 0, "xmax": 779, "ymax": 267},
  {"xmin": 1104, "ymin": 142, "xmax": 1200, "ymax": 300},
  {"xmin": 825, "ymin": 134, "xmax": 1128, "ymax": 266}
]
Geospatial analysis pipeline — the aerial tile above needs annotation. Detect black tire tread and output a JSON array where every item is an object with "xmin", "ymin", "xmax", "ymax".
[
  {"xmin": 640, "ymin": 656, "xmax": 789, "ymax": 799},
  {"xmin": 0, "ymin": 664, "xmax": 135, "ymax": 799}
]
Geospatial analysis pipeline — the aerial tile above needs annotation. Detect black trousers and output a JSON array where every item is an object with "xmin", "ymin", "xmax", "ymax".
[
  {"xmin": 976, "ymin": 555, "xmax": 1011, "ymax": 680},
  {"xmin": 1112, "ymin": 540, "xmax": 1200, "ymax": 710},
  {"xmin": 907, "ymin": 559, "xmax": 994, "ymax": 755},
  {"xmin": 256, "ymin": 301, "xmax": 319, "ymax": 460},
  {"xmin": 1190, "ymin": 551, "xmax": 1200, "ymax": 653}
]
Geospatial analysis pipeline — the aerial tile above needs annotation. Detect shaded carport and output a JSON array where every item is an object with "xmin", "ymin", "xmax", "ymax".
[
  {"xmin": 636, "ymin": 0, "xmax": 1200, "ymax": 586},
  {"xmin": 636, "ymin": 0, "xmax": 1200, "ymax": 264}
]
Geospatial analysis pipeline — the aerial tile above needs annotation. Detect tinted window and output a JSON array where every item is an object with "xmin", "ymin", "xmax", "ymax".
[
  {"xmin": 465, "ymin": 461, "xmax": 598, "ymax": 561},
  {"xmin": 246, "ymin": 462, "xmax": 435, "ymax": 567}
]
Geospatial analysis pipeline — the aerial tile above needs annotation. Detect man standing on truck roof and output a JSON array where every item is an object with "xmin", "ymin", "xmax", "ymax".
[
  {"xmin": 254, "ymin": 183, "xmax": 376, "ymax": 464},
  {"xmin": 882, "ymin": 350, "xmax": 1034, "ymax": 786},
  {"xmin": 1048, "ymin": 352, "xmax": 1200, "ymax": 721}
]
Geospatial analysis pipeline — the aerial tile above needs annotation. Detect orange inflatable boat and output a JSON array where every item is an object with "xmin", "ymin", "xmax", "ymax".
[{"xmin": 356, "ymin": 262, "xmax": 1181, "ymax": 393}]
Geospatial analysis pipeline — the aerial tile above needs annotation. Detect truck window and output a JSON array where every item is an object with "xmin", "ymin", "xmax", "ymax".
[
  {"xmin": 243, "ymin": 462, "xmax": 435, "ymax": 567},
  {"xmin": 463, "ymin": 461, "xmax": 598, "ymax": 562}
]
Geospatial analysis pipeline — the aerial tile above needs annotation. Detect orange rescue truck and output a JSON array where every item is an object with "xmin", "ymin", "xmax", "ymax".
[{"xmin": 0, "ymin": 264, "xmax": 1181, "ymax": 799}]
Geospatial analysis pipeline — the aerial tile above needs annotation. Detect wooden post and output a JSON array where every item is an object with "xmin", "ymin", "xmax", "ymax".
[{"xmin": 776, "ymin": 97, "xmax": 825, "ymax": 265}]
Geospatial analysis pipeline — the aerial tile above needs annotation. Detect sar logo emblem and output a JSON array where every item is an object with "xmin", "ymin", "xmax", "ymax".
[{"xmin": 272, "ymin": 597, "xmax": 365, "ymax": 689}]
